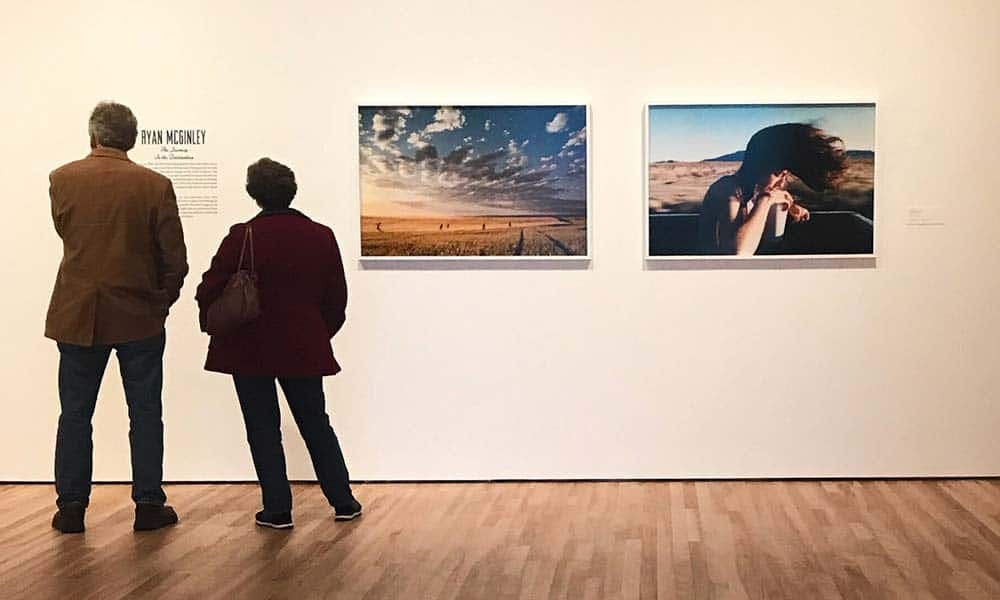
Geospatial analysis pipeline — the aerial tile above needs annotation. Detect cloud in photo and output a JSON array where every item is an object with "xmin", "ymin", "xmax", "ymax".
[
  {"xmin": 359, "ymin": 105, "xmax": 588, "ymax": 217},
  {"xmin": 423, "ymin": 107, "xmax": 465, "ymax": 134},
  {"xmin": 563, "ymin": 126, "xmax": 586, "ymax": 149},
  {"xmin": 546, "ymin": 112, "xmax": 568, "ymax": 133},
  {"xmin": 406, "ymin": 131, "xmax": 429, "ymax": 149},
  {"xmin": 371, "ymin": 109, "xmax": 409, "ymax": 150}
]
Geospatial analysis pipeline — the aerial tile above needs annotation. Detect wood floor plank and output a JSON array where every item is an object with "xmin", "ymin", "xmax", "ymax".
[{"xmin": 1, "ymin": 480, "xmax": 999, "ymax": 599}]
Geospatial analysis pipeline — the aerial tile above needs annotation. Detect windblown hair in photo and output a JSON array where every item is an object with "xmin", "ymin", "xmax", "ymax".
[{"xmin": 735, "ymin": 123, "xmax": 847, "ymax": 196}]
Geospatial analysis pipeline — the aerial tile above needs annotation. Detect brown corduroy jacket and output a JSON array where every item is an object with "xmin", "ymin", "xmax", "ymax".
[{"xmin": 46, "ymin": 147, "xmax": 189, "ymax": 346}]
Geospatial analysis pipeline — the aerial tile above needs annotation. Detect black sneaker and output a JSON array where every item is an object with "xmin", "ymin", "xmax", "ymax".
[
  {"xmin": 334, "ymin": 499, "xmax": 363, "ymax": 521},
  {"xmin": 52, "ymin": 502, "xmax": 86, "ymax": 534},
  {"xmin": 134, "ymin": 503, "xmax": 179, "ymax": 531},
  {"xmin": 255, "ymin": 510, "xmax": 294, "ymax": 529}
]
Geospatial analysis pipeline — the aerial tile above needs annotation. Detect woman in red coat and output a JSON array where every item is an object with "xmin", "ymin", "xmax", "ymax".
[{"xmin": 196, "ymin": 158, "xmax": 361, "ymax": 529}]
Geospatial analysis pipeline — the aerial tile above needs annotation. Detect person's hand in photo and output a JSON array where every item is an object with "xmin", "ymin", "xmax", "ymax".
[
  {"xmin": 754, "ymin": 188, "xmax": 794, "ymax": 208},
  {"xmin": 788, "ymin": 202, "xmax": 810, "ymax": 222}
]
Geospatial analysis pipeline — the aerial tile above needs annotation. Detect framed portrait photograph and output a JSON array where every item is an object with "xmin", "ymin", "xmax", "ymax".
[
  {"xmin": 359, "ymin": 105, "xmax": 590, "ymax": 260},
  {"xmin": 646, "ymin": 103, "xmax": 876, "ymax": 260}
]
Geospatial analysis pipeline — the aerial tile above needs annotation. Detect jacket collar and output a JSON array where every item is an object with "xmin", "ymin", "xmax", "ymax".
[
  {"xmin": 251, "ymin": 207, "xmax": 311, "ymax": 221},
  {"xmin": 88, "ymin": 146, "xmax": 131, "ymax": 162}
]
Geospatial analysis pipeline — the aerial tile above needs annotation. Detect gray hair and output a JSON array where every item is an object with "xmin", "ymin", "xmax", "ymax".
[{"xmin": 88, "ymin": 101, "xmax": 138, "ymax": 151}]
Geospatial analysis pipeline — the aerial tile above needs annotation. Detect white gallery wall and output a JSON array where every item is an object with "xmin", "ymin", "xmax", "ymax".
[{"xmin": 1, "ymin": 0, "xmax": 998, "ymax": 481}]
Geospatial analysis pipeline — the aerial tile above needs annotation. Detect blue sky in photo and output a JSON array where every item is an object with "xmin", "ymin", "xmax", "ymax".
[
  {"xmin": 648, "ymin": 104, "xmax": 876, "ymax": 162},
  {"xmin": 359, "ymin": 105, "xmax": 587, "ymax": 217}
]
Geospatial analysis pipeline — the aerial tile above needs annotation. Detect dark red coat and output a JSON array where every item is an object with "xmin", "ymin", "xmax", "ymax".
[{"xmin": 196, "ymin": 209, "xmax": 347, "ymax": 377}]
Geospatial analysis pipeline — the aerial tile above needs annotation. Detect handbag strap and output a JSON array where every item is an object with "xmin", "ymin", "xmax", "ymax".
[{"xmin": 237, "ymin": 225, "xmax": 255, "ymax": 273}]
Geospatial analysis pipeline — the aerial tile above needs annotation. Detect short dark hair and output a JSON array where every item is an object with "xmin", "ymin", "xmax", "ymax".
[
  {"xmin": 89, "ymin": 101, "xmax": 138, "ymax": 151},
  {"xmin": 246, "ymin": 158, "xmax": 297, "ymax": 209},
  {"xmin": 736, "ymin": 123, "xmax": 847, "ymax": 194}
]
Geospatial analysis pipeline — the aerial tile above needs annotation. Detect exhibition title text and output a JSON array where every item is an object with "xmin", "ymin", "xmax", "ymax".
[{"xmin": 140, "ymin": 129, "xmax": 207, "ymax": 145}]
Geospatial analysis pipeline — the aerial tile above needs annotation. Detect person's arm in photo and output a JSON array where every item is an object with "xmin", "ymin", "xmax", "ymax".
[
  {"xmin": 697, "ymin": 187, "xmax": 724, "ymax": 253},
  {"xmin": 194, "ymin": 225, "xmax": 243, "ymax": 333},
  {"xmin": 155, "ymin": 182, "xmax": 189, "ymax": 306},
  {"xmin": 732, "ymin": 190, "xmax": 791, "ymax": 256},
  {"xmin": 320, "ymin": 229, "xmax": 348, "ymax": 338},
  {"xmin": 714, "ymin": 195, "xmax": 744, "ymax": 254}
]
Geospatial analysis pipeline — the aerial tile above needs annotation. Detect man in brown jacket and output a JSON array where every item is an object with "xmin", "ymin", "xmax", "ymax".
[{"xmin": 47, "ymin": 102, "xmax": 188, "ymax": 533}]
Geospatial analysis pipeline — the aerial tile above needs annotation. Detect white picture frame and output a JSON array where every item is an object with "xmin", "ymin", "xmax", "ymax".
[
  {"xmin": 643, "ymin": 101, "xmax": 878, "ymax": 266},
  {"xmin": 357, "ymin": 104, "xmax": 592, "ymax": 264}
]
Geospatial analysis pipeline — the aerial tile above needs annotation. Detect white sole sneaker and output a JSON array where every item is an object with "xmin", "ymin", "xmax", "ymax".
[
  {"xmin": 255, "ymin": 519, "xmax": 294, "ymax": 529},
  {"xmin": 334, "ymin": 509, "xmax": 363, "ymax": 521}
]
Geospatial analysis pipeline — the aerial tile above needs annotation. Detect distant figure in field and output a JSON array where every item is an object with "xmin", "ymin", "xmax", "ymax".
[
  {"xmin": 439, "ymin": 223, "xmax": 443, "ymax": 230},
  {"xmin": 446, "ymin": 223, "xmax": 450, "ymax": 229},
  {"xmin": 698, "ymin": 123, "xmax": 846, "ymax": 256},
  {"xmin": 482, "ymin": 223, "xmax": 486, "ymax": 231},
  {"xmin": 376, "ymin": 221, "xmax": 382, "ymax": 232},
  {"xmin": 508, "ymin": 221, "xmax": 511, "ymax": 228},
  {"xmin": 47, "ymin": 101, "xmax": 188, "ymax": 534}
]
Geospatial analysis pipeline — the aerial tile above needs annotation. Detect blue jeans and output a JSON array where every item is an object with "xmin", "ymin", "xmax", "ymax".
[
  {"xmin": 233, "ymin": 376, "xmax": 355, "ymax": 513},
  {"xmin": 55, "ymin": 331, "xmax": 168, "ymax": 508}
]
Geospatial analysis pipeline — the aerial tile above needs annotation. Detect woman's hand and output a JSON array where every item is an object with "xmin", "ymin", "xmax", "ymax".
[
  {"xmin": 754, "ymin": 189, "xmax": 794, "ymax": 208},
  {"xmin": 788, "ymin": 203, "xmax": 810, "ymax": 222}
]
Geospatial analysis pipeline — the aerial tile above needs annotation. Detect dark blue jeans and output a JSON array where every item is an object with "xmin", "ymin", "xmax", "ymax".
[
  {"xmin": 233, "ymin": 376, "xmax": 355, "ymax": 513},
  {"xmin": 55, "ymin": 331, "xmax": 167, "ymax": 508}
]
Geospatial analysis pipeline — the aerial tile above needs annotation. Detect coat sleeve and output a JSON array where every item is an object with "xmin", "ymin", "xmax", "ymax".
[
  {"xmin": 49, "ymin": 172, "xmax": 64, "ymax": 239},
  {"xmin": 155, "ymin": 182, "xmax": 189, "ymax": 306},
  {"xmin": 320, "ymin": 229, "xmax": 348, "ymax": 338},
  {"xmin": 195, "ymin": 224, "xmax": 244, "ymax": 333}
]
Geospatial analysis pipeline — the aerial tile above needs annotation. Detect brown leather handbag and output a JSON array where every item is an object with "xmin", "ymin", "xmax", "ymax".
[{"xmin": 206, "ymin": 225, "xmax": 261, "ymax": 335}]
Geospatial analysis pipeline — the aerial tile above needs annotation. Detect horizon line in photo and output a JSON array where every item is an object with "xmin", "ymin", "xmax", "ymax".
[{"xmin": 648, "ymin": 103, "xmax": 876, "ymax": 163}]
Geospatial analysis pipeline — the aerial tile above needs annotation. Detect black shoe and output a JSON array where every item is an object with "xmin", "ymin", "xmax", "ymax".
[
  {"xmin": 134, "ymin": 503, "xmax": 178, "ymax": 531},
  {"xmin": 334, "ymin": 499, "xmax": 363, "ymax": 521},
  {"xmin": 255, "ymin": 510, "xmax": 294, "ymax": 529},
  {"xmin": 52, "ymin": 502, "xmax": 86, "ymax": 534}
]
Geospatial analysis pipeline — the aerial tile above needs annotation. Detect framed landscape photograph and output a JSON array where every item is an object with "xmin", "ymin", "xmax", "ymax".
[
  {"xmin": 359, "ymin": 105, "xmax": 590, "ymax": 259},
  {"xmin": 646, "ymin": 103, "xmax": 876, "ymax": 259}
]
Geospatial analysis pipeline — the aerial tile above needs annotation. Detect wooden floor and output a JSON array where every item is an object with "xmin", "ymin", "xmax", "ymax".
[{"xmin": 1, "ymin": 480, "xmax": 999, "ymax": 599}]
